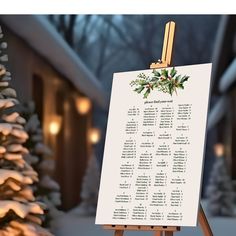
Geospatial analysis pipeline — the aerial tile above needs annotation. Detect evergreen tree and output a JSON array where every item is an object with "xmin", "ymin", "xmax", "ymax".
[
  {"xmin": 22, "ymin": 101, "xmax": 63, "ymax": 224},
  {"xmin": 0, "ymin": 26, "xmax": 53, "ymax": 235},
  {"xmin": 206, "ymin": 145, "xmax": 235, "ymax": 216}
]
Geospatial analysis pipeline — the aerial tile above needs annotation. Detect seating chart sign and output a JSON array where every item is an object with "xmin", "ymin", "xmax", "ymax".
[{"xmin": 96, "ymin": 63, "xmax": 212, "ymax": 227}]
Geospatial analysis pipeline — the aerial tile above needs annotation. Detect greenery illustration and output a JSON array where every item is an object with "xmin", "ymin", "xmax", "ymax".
[{"xmin": 130, "ymin": 67, "xmax": 189, "ymax": 98}]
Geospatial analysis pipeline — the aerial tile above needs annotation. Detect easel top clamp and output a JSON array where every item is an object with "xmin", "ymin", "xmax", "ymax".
[{"xmin": 103, "ymin": 21, "xmax": 213, "ymax": 236}]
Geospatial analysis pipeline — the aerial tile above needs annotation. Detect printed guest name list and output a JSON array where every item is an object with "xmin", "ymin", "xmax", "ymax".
[{"xmin": 96, "ymin": 64, "xmax": 212, "ymax": 227}]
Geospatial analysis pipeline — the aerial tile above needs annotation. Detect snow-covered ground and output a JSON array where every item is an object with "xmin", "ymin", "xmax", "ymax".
[{"xmin": 52, "ymin": 214, "xmax": 236, "ymax": 236}]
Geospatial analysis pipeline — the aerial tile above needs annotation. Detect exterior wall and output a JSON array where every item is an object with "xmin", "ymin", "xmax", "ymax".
[
  {"xmin": 2, "ymin": 23, "xmax": 91, "ymax": 210},
  {"xmin": 210, "ymin": 16, "xmax": 236, "ymax": 181},
  {"xmin": 225, "ymin": 89, "xmax": 236, "ymax": 180}
]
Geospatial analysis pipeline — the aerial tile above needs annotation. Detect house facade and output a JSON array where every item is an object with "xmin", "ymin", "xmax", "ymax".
[
  {"xmin": 0, "ymin": 15, "xmax": 108, "ymax": 210},
  {"xmin": 208, "ymin": 15, "xmax": 236, "ymax": 182}
]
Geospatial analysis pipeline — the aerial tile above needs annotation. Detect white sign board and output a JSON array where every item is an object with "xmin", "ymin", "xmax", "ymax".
[{"xmin": 96, "ymin": 64, "xmax": 212, "ymax": 227}]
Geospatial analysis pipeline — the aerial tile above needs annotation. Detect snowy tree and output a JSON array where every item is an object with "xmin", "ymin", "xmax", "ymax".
[
  {"xmin": 206, "ymin": 143, "xmax": 235, "ymax": 216},
  {"xmin": 22, "ymin": 101, "xmax": 63, "ymax": 224},
  {"xmin": 0, "ymin": 26, "xmax": 53, "ymax": 235}
]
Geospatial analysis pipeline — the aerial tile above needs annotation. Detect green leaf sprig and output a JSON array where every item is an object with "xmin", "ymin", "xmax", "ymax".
[{"xmin": 130, "ymin": 68, "xmax": 189, "ymax": 98}]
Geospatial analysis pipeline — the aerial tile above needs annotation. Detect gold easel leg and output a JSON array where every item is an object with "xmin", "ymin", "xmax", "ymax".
[
  {"xmin": 114, "ymin": 230, "xmax": 124, "ymax": 236},
  {"xmin": 198, "ymin": 204, "xmax": 214, "ymax": 236},
  {"xmin": 165, "ymin": 232, "xmax": 173, "ymax": 236},
  {"xmin": 154, "ymin": 231, "xmax": 163, "ymax": 236}
]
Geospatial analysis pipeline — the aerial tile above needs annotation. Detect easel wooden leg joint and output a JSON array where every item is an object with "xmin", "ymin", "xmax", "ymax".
[
  {"xmin": 114, "ymin": 230, "xmax": 124, "ymax": 236},
  {"xmin": 104, "ymin": 225, "xmax": 180, "ymax": 236}
]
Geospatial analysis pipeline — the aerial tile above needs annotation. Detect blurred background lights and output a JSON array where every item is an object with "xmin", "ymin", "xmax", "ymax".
[
  {"xmin": 89, "ymin": 127, "xmax": 101, "ymax": 144},
  {"xmin": 49, "ymin": 115, "xmax": 62, "ymax": 135},
  {"xmin": 76, "ymin": 97, "xmax": 91, "ymax": 115}
]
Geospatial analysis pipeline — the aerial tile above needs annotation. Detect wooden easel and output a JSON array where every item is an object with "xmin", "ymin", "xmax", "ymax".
[{"xmin": 103, "ymin": 21, "xmax": 213, "ymax": 236}]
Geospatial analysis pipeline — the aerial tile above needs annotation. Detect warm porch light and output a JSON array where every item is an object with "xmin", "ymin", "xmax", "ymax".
[
  {"xmin": 89, "ymin": 127, "xmax": 101, "ymax": 144},
  {"xmin": 214, "ymin": 143, "xmax": 224, "ymax": 157},
  {"xmin": 49, "ymin": 115, "xmax": 62, "ymax": 135},
  {"xmin": 76, "ymin": 97, "xmax": 91, "ymax": 115}
]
